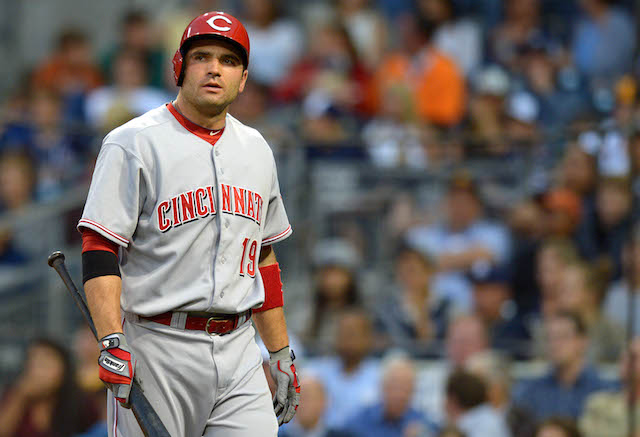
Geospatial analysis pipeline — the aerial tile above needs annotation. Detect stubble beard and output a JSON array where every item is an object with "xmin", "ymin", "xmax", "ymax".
[{"xmin": 189, "ymin": 86, "xmax": 239, "ymax": 119}]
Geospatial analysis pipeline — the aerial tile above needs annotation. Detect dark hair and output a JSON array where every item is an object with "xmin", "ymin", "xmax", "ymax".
[
  {"xmin": 27, "ymin": 338, "xmax": 88, "ymax": 437},
  {"xmin": 552, "ymin": 310, "xmax": 588, "ymax": 337},
  {"xmin": 309, "ymin": 265, "xmax": 360, "ymax": 338},
  {"xmin": 535, "ymin": 417, "xmax": 582, "ymax": 437},
  {"xmin": 394, "ymin": 246, "xmax": 433, "ymax": 268},
  {"xmin": 56, "ymin": 29, "xmax": 88, "ymax": 51},
  {"xmin": 446, "ymin": 370, "xmax": 487, "ymax": 410},
  {"xmin": 123, "ymin": 9, "xmax": 148, "ymax": 27}
]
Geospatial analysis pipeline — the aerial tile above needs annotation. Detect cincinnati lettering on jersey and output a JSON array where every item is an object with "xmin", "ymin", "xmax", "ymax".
[{"xmin": 157, "ymin": 184, "xmax": 263, "ymax": 232}]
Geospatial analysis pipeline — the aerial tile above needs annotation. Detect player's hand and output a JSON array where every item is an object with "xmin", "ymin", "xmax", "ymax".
[
  {"xmin": 98, "ymin": 332, "xmax": 135, "ymax": 408},
  {"xmin": 268, "ymin": 346, "xmax": 300, "ymax": 425}
]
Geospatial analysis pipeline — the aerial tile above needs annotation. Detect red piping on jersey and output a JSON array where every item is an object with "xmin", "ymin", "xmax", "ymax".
[
  {"xmin": 78, "ymin": 219, "xmax": 129, "ymax": 245},
  {"xmin": 167, "ymin": 102, "xmax": 224, "ymax": 145},
  {"xmin": 262, "ymin": 225, "xmax": 292, "ymax": 245},
  {"xmin": 81, "ymin": 229, "xmax": 119, "ymax": 256}
]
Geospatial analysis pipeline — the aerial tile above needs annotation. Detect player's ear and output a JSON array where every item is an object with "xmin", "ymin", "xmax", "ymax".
[{"xmin": 238, "ymin": 69, "xmax": 248, "ymax": 93}]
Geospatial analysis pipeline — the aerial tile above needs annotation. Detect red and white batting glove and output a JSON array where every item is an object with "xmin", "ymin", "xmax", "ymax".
[
  {"xmin": 269, "ymin": 346, "xmax": 300, "ymax": 425},
  {"xmin": 98, "ymin": 332, "xmax": 135, "ymax": 408}
]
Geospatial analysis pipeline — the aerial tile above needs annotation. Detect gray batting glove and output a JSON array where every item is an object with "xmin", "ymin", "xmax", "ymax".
[
  {"xmin": 269, "ymin": 346, "xmax": 300, "ymax": 425},
  {"xmin": 98, "ymin": 333, "xmax": 136, "ymax": 408}
]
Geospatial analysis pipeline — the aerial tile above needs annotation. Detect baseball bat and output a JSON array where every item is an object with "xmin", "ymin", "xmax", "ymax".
[{"xmin": 47, "ymin": 251, "xmax": 171, "ymax": 437}]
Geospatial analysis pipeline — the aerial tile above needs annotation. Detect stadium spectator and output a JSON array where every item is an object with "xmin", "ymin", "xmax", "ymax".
[
  {"xmin": 300, "ymin": 255, "xmax": 361, "ymax": 353},
  {"xmin": 558, "ymin": 144, "xmax": 599, "ymax": 253},
  {"xmin": 446, "ymin": 314, "xmax": 491, "ymax": 369},
  {"xmin": 535, "ymin": 239, "xmax": 580, "ymax": 317},
  {"xmin": 603, "ymin": 224, "xmax": 640, "ymax": 335},
  {"xmin": 274, "ymin": 21, "xmax": 371, "ymax": 116},
  {"xmin": 507, "ymin": 199, "xmax": 546, "ymax": 315},
  {"xmin": 280, "ymin": 375, "xmax": 355, "ymax": 437},
  {"xmin": 466, "ymin": 351, "xmax": 537, "ymax": 437},
  {"xmin": 31, "ymin": 28, "xmax": 103, "ymax": 97},
  {"xmin": 528, "ymin": 239, "xmax": 582, "ymax": 357},
  {"xmin": 417, "ymin": 0, "xmax": 483, "ymax": 76},
  {"xmin": 559, "ymin": 144, "xmax": 598, "ymax": 201},
  {"xmin": 587, "ymin": 176, "xmax": 633, "ymax": 279},
  {"xmin": 344, "ymin": 355, "xmax": 438, "ymax": 437},
  {"xmin": 242, "ymin": 0, "xmax": 303, "ymax": 87},
  {"xmin": 375, "ymin": 247, "xmax": 456, "ymax": 355},
  {"xmin": 579, "ymin": 337, "xmax": 640, "ymax": 437},
  {"xmin": 535, "ymin": 418, "xmax": 583, "ymax": 437},
  {"xmin": 0, "ymin": 338, "xmax": 98, "ymax": 437},
  {"xmin": 557, "ymin": 260, "xmax": 624, "ymax": 363},
  {"xmin": 0, "ymin": 150, "xmax": 36, "ymax": 213},
  {"xmin": 335, "ymin": 0, "xmax": 387, "ymax": 69},
  {"xmin": 467, "ymin": 265, "xmax": 530, "ymax": 357},
  {"xmin": 85, "ymin": 49, "xmax": 171, "ymax": 130},
  {"xmin": 418, "ymin": 314, "xmax": 492, "ymax": 425},
  {"xmin": 361, "ymin": 84, "xmax": 427, "ymax": 169},
  {"xmin": 512, "ymin": 311, "xmax": 615, "ymax": 422},
  {"xmin": 444, "ymin": 370, "xmax": 511, "ymax": 437},
  {"xmin": 406, "ymin": 172, "xmax": 510, "ymax": 311},
  {"xmin": 517, "ymin": 39, "xmax": 588, "ymax": 131},
  {"xmin": 573, "ymin": 0, "xmax": 635, "ymax": 86},
  {"xmin": 71, "ymin": 327, "xmax": 107, "ymax": 437},
  {"xmin": 306, "ymin": 309, "xmax": 381, "ymax": 429},
  {"xmin": 542, "ymin": 188, "xmax": 583, "ymax": 241},
  {"xmin": 368, "ymin": 14, "xmax": 466, "ymax": 126},
  {"xmin": 466, "ymin": 65, "xmax": 511, "ymax": 156},
  {"xmin": 100, "ymin": 10, "xmax": 166, "ymax": 89},
  {"xmin": 1, "ymin": 89, "xmax": 86, "ymax": 200},
  {"xmin": 489, "ymin": 0, "xmax": 544, "ymax": 71}
]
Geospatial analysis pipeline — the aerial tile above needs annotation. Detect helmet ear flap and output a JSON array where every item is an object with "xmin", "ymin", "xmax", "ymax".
[{"xmin": 172, "ymin": 50, "xmax": 185, "ymax": 86}]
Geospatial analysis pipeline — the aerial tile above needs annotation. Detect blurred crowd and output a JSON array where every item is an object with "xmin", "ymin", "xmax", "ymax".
[{"xmin": 3, "ymin": 0, "xmax": 640, "ymax": 436}]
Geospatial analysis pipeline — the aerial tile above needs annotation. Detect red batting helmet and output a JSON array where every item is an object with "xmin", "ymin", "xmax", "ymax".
[{"xmin": 172, "ymin": 11, "xmax": 250, "ymax": 86}]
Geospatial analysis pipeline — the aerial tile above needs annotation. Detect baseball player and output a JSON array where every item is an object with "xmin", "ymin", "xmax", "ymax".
[{"xmin": 78, "ymin": 11, "xmax": 300, "ymax": 436}]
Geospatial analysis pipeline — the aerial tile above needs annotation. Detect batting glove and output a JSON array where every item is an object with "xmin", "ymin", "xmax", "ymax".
[
  {"xmin": 98, "ymin": 332, "xmax": 135, "ymax": 408},
  {"xmin": 269, "ymin": 346, "xmax": 300, "ymax": 425}
]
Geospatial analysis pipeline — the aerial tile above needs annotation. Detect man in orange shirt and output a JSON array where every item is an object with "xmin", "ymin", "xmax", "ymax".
[{"xmin": 368, "ymin": 16, "xmax": 466, "ymax": 127}]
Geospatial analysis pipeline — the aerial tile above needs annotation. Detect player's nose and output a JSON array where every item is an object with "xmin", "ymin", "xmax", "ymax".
[{"xmin": 206, "ymin": 59, "xmax": 222, "ymax": 76}]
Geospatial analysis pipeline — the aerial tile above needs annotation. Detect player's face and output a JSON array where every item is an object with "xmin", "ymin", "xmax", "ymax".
[{"xmin": 181, "ymin": 40, "xmax": 248, "ymax": 117}]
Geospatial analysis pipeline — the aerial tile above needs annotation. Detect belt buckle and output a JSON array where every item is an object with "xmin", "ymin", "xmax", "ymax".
[{"xmin": 205, "ymin": 314, "xmax": 227, "ymax": 335}]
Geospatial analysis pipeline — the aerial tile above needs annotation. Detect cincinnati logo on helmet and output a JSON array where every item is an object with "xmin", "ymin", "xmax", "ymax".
[{"xmin": 206, "ymin": 15, "xmax": 232, "ymax": 32}]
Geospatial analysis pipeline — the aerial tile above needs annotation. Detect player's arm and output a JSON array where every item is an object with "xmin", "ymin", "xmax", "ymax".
[
  {"xmin": 252, "ymin": 245, "xmax": 300, "ymax": 425},
  {"xmin": 252, "ymin": 245, "xmax": 289, "ymax": 351},
  {"xmin": 81, "ymin": 230, "xmax": 135, "ymax": 407},
  {"xmin": 84, "ymin": 275, "xmax": 123, "ymax": 339}
]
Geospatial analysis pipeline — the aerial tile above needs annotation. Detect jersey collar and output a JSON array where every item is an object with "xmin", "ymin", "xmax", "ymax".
[{"xmin": 167, "ymin": 102, "xmax": 224, "ymax": 145}]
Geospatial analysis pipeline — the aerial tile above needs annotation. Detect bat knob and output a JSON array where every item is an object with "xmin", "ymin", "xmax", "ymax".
[{"xmin": 48, "ymin": 251, "xmax": 65, "ymax": 267}]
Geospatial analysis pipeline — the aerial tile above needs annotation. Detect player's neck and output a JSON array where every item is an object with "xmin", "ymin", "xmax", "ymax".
[{"xmin": 172, "ymin": 97, "xmax": 227, "ymax": 130}]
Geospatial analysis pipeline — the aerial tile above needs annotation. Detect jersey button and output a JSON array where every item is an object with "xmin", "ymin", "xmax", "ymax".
[
  {"xmin": 215, "ymin": 149, "xmax": 220, "ymax": 156},
  {"xmin": 224, "ymin": 220, "xmax": 230, "ymax": 228},
  {"xmin": 220, "ymin": 292, "xmax": 225, "ymax": 297},
  {"xmin": 220, "ymin": 168, "xmax": 224, "ymax": 175},
  {"xmin": 221, "ymin": 256, "xmax": 226, "ymax": 264}
]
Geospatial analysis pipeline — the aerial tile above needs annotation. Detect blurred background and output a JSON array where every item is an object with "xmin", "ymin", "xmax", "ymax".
[{"xmin": 2, "ymin": 0, "xmax": 640, "ymax": 436}]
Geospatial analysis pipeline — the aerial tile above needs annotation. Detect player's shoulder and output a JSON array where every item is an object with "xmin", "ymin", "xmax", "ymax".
[
  {"xmin": 103, "ymin": 104, "xmax": 173, "ymax": 149},
  {"xmin": 225, "ymin": 114, "xmax": 273, "ymax": 154}
]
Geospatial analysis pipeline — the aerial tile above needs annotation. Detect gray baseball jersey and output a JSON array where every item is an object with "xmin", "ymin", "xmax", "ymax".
[{"xmin": 78, "ymin": 103, "xmax": 292, "ymax": 316}]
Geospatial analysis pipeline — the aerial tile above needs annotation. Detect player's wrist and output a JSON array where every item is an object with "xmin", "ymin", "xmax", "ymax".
[
  {"xmin": 99, "ymin": 332, "xmax": 129, "ymax": 351},
  {"xmin": 269, "ymin": 345, "xmax": 293, "ymax": 363}
]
